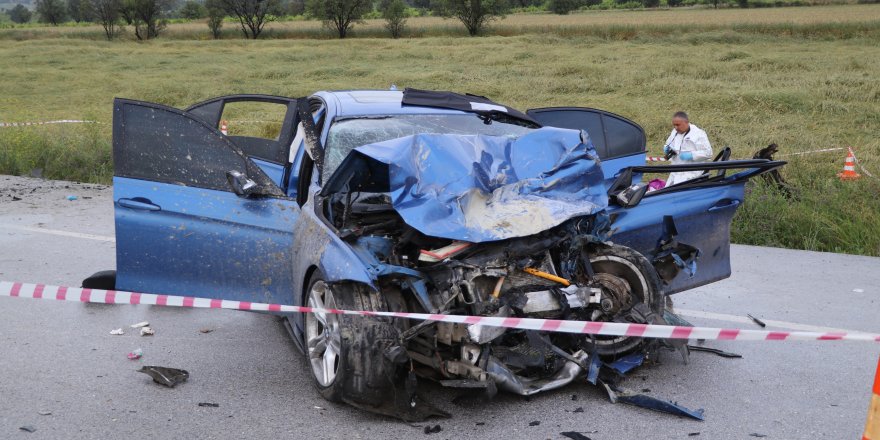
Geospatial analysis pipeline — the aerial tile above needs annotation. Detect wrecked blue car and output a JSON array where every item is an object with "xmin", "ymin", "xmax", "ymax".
[{"xmin": 94, "ymin": 89, "xmax": 783, "ymax": 419}]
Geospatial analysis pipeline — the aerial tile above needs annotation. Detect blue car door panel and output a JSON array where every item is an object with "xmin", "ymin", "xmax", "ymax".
[{"xmin": 112, "ymin": 98, "xmax": 300, "ymax": 303}]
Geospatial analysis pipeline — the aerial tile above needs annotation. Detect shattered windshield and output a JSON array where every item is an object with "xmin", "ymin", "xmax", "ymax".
[{"xmin": 323, "ymin": 114, "xmax": 535, "ymax": 182}]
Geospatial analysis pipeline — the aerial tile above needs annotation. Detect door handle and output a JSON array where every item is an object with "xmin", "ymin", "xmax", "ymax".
[
  {"xmin": 117, "ymin": 198, "xmax": 161, "ymax": 211},
  {"xmin": 707, "ymin": 199, "xmax": 741, "ymax": 212}
]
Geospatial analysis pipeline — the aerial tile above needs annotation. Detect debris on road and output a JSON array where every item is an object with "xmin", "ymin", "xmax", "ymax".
[
  {"xmin": 199, "ymin": 328, "xmax": 214, "ymax": 334},
  {"xmin": 560, "ymin": 432, "xmax": 592, "ymax": 440},
  {"xmin": 37, "ymin": 410, "xmax": 52, "ymax": 416},
  {"xmin": 127, "ymin": 348, "xmax": 143, "ymax": 360},
  {"xmin": 606, "ymin": 352, "xmax": 646, "ymax": 375},
  {"xmin": 688, "ymin": 433, "xmax": 700, "ymax": 436},
  {"xmin": 747, "ymin": 314, "xmax": 766, "ymax": 328},
  {"xmin": 19, "ymin": 425, "xmax": 36, "ymax": 433},
  {"xmin": 601, "ymin": 381, "xmax": 705, "ymax": 421},
  {"xmin": 198, "ymin": 402, "xmax": 219, "ymax": 408},
  {"xmin": 130, "ymin": 321, "xmax": 149, "ymax": 329},
  {"xmin": 853, "ymin": 288, "xmax": 865, "ymax": 293},
  {"xmin": 529, "ymin": 421, "xmax": 541, "ymax": 426},
  {"xmin": 137, "ymin": 366, "xmax": 189, "ymax": 388},
  {"xmin": 110, "ymin": 328, "xmax": 125, "ymax": 335},
  {"xmin": 423, "ymin": 424, "xmax": 442, "ymax": 434},
  {"xmin": 749, "ymin": 434, "xmax": 767, "ymax": 438},
  {"xmin": 573, "ymin": 407, "xmax": 584, "ymax": 413},
  {"xmin": 688, "ymin": 345, "xmax": 743, "ymax": 359},
  {"xmin": 139, "ymin": 327, "xmax": 155, "ymax": 336},
  {"xmin": 65, "ymin": 195, "xmax": 77, "ymax": 201}
]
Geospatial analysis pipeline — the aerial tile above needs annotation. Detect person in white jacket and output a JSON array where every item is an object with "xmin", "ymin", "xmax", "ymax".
[{"xmin": 663, "ymin": 111, "xmax": 713, "ymax": 186}]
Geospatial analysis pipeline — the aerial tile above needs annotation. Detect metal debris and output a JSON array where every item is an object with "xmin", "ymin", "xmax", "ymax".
[
  {"xmin": 130, "ymin": 321, "xmax": 149, "ymax": 329},
  {"xmin": 601, "ymin": 381, "xmax": 705, "ymax": 421},
  {"xmin": 37, "ymin": 411, "xmax": 51, "ymax": 416},
  {"xmin": 747, "ymin": 314, "xmax": 766, "ymax": 328},
  {"xmin": 606, "ymin": 352, "xmax": 646, "ymax": 375},
  {"xmin": 137, "ymin": 366, "xmax": 189, "ymax": 388},
  {"xmin": 423, "ymin": 425, "xmax": 442, "ymax": 434},
  {"xmin": 560, "ymin": 432, "xmax": 592, "ymax": 440},
  {"xmin": 529, "ymin": 421, "xmax": 541, "ymax": 426},
  {"xmin": 198, "ymin": 402, "xmax": 219, "ymax": 408},
  {"xmin": 688, "ymin": 345, "xmax": 742, "ymax": 359},
  {"xmin": 19, "ymin": 425, "xmax": 36, "ymax": 433}
]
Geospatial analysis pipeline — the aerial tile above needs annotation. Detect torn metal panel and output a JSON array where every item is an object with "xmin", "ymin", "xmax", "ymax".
[
  {"xmin": 486, "ymin": 351, "xmax": 589, "ymax": 396},
  {"xmin": 322, "ymin": 127, "xmax": 607, "ymax": 243},
  {"xmin": 605, "ymin": 352, "xmax": 646, "ymax": 375},
  {"xmin": 601, "ymin": 381, "xmax": 705, "ymax": 421}
]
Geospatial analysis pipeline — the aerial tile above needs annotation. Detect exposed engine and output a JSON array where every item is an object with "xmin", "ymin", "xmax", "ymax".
[{"xmin": 323, "ymin": 191, "xmax": 669, "ymax": 398}]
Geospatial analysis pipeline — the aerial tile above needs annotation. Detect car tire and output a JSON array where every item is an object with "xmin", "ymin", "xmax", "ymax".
[
  {"xmin": 303, "ymin": 274, "xmax": 406, "ymax": 405},
  {"xmin": 588, "ymin": 244, "xmax": 665, "ymax": 355}
]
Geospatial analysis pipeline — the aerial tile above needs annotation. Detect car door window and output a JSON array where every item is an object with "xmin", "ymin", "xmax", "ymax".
[
  {"xmin": 114, "ymin": 99, "xmax": 280, "ymax": 194},
  {"xmin": 602, "ymin": 114, "xmax": 646, "ymax": 159},
  {"xmin": 526, "ymin": 108, "xmax": 607, "ymax": 158}
]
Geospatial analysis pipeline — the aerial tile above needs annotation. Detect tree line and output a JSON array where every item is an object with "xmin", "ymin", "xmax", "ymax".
[{"xmin": 4, "ymin": 0, "xmax": 769, "ymax": 40}]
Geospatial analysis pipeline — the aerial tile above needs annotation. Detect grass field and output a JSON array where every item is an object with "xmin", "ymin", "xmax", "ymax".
[{"xmin": 1, "ymin": 5, "xmax": 879, "ymax": 255}]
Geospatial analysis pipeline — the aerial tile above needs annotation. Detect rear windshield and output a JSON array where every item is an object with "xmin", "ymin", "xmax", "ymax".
[{"xmin": 324, "ymin": 114, "xmax": 535, "ymax": 181}]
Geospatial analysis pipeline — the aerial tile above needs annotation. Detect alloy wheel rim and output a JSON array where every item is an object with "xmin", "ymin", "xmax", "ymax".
[{"xmin": 305, "ymin": 281, "xmax": 341, "ymax": 387}]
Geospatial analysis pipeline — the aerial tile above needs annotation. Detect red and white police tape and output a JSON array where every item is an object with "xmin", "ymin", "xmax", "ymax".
[
  {"xmin": 2, "ymin": 281, "xmax": 879, "ymax": 342},
  {"xmin": 0, "ymin": 120, "xmax": 98, "ymax": 128},
  {"xmin": 646, "ymin": 156, "xmax": 668, "ymax": 162}
]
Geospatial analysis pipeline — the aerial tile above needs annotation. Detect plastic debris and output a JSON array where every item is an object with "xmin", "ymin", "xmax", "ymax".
[
  {"xmin": 66, "ymin": 195, "xmax": 77, "ymax": 201},
  {"xmin": 573, "ymin": 407, "xmax": 584, "ymax": 413},
  {"xmin": 689, "ymin": 433, "xmax": 701, "ymax": 436},
  {"xmin": 139, "ymin": 327, "xmax": 155, "ymax": 336},
  {"xmin": 37, "ymin": 411, "xmax": 52, "ymax": 416},
  {"xmin": 586, "ymin": 351, "xmax": 602, "ymax": 385},
  {"xmin": 198, "ymin": 402, "xmax": 219, "ymax": 408},
  {"xmin": 601, "ymin": 381, "xmax": 705, "ymax": 421},
  {"xmin": 560, "ymin": 432, "xmax": 592, "ymax": 440},
  {"xmin": 199, "ymin": 328, "xmax": 214, "ymax": 334},
  {"xmin": 12, "ymin": 196, "xmax": 21, "ymax": 201},
  {"xmin": 313, "ymin": 406, "xmax": 325, "ymax": 410},
  {"xmin": 688, "ymin": 345, "xmax": 743, "ymax": 359},
  {"xmin": 853, "ymin": 288, "xmax": 865, "ymax": 293},
  {"xmin": 749, "ymin": 434, "xmax": 767, "ymax": 438},
  {"xmin": 19, "ymin": 425, "xmax": 36, "ymax": 433},
  {"xmin": 747, "ymin": 314, "xmax": 766, "ymax": 328},
  {"xmin": 110, "ymin": 328, "xmax": 125, "ymax": 335},
  {"xmin": 127, "ymin": 348, "xmax": 143, "ymax": 360},
  {"xmin": 606, "ymin": 352, "xmax": 646, "ymax": 375},
  {"xmin": 529, "ymin": 421, "xmax": 541, "ymax": 426},
  {"xmin": 130, "ymin": 321, "xmax": 149, "ymax": 329},
  {"xmin": 137, "ymin": 366, "xmax": 189, "ymax": 388},
  {"xmin": 423, "ymin": 425, "xmax": 442, "ymax": 434}
]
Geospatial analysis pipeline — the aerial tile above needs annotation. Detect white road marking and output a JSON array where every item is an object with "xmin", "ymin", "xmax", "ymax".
[
  {"xmin": 676, "ymin": 308, "xmax": 864, "ymax": 334},
  {"xmin": 0, "ymin": 224, "xmax": 115, "ymax": 242}
]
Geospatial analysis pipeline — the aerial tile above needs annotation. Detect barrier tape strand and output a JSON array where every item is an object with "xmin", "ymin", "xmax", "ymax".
[{"xmin": 2, "ymin": 282, "xmax": 878, "ymax": 342}]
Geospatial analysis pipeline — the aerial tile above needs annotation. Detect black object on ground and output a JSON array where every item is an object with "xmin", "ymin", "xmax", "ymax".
[
  {"xmin": 137, "ymin": 366, "xmax": 189, "ymax": 388},
  {"xmin": 19, "ymin": 426, "xmax": 36, "ymax": 433},
  {"xmin": 529, "ymin": 420, "xmax": 541, "ymax": 426},
  {"xmin": 689, "ymin": 433, "xmax": 700, "ymax": 437},
  {"xmin": 688, "ymin": 345, "xmax": 743, "ymax": 359},
  {"xmin": 747, "ymin": 314, "xmax": 767, "ymax": 328},
  {"xmin": 573, "ymin": 407, "xmax": 584, "ymax": 413},
  {"xmin": 423, "ymin": 424, "xmax": 442, "ymax": 434},
  {"xmin": 198, "ymin": 402, "xmax": 219, "ymax": 407},
  {"xmin": 749, "ymin": 434, "xmax": 768, "ymax": 438},
  {"xmin": 560, "ymin": 432, "xmax": 592, "ymax": 440}
]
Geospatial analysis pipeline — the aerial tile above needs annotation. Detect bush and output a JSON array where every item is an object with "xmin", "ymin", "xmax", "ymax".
[
  {"xmin": 549, "ymin": 0, "xmax": 581, "ymax": 14},
  {"xmin": 205, "ymin": 0, "xmax": 224, "ymax": 38},
  {"xmin": 642, "ymin": 0, "xmax": 659, "ymax": 7},
  {"xmin": 433, "ymin": 0, "xmax": 509, "ymax": 36},
  {"xmin": 381, "ymin": 0, "xmax": 407, "ymax": 38},
  {"xmin": 306, "ymin": 0, "xmax": 371, "ymax": 38},
  {"xmin": 178, "ymin": 0, "xmax": 207, "ymax": 19},
  {"xmin": 7, "ymin": 4, "xmax": 33, "ymax": 23},
  {"xmin": 35, "ymin": 0, "xmax": 68, "ymax": 25}
]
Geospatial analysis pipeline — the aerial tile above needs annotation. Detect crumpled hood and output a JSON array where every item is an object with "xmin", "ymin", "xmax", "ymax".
[{"xmin": 322, "ymin": 127, "xmax": 608, "ymax": 243}]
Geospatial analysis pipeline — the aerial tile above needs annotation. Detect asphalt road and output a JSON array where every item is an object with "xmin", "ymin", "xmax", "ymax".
[{"xmin": 1, "ymin": 175, "xmax": 878, "ymax": 440}]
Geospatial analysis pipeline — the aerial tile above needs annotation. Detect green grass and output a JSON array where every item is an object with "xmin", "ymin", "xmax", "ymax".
[{"xmin": 1, "ymin": 6, "xmax": 879, "ymax": 255}]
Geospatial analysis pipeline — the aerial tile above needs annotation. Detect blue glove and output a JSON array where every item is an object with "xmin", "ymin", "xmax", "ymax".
[{"xmin": 679, "ymin": 151, "xmax": 693, "ymax": 161}]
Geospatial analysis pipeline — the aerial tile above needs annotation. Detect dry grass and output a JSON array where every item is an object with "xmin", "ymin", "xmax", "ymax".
[{"xmin": 1, "ymin": 6, "xmax": 879, "ymax": 254}]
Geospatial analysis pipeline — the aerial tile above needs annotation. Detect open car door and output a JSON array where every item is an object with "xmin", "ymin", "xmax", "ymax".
[
  {"xmin": 112, "ymin": 97, "xmax": 302, "ymax": 303},
  {"xmin": 527, "ymin": 107, "xmax": 785, "ymax": 294}
]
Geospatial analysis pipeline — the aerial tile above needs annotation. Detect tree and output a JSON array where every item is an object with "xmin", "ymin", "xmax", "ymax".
[
  {"xmin": 221, "ymin": 0, "xmax": 280, "ymax": 39},
  {"xmin": 35, "ymin": 0, "xmax": 68, "ymax": 25},
  {"xmin": 179, "ymin": 0, "xmax": 207, "ymax": 18},
  {"xmin": 548, "ymin": 0, "xmax": 580, "ymax": 14},
  {"xmin": 120, "ymin": 0, "xmax": 170, "ymax": 40},
  {"xmin": 305, "ymin": 0, "xmax": 371, "ymax": 39},
  {"xmin": 434, "ymin": 0, "xmax": 508, "ymax": 36},
  {"xmin": 91, "ymin": 0, "xmax": 121, "ymax": 39},
  {"xmin": 380, "ymin": 0, "xmax": 406, "ymax": 38},
  {"xmin": 68, "ymin": 0, "xmax": 95, "ymax": 22},
  {"xmin": 641, "ymin": 0, "xmax": 659, "ymax": 7},
  {"xmin": 7, "ymin": 4, "xmax": 33, "ymax": 23},
  {"xmin": 205, "ymin": 0, "xmax": 224, "ymax": 38},
  {"xmin": 737, "ymin": 0, "xmax": 747, "ymax": 7}
]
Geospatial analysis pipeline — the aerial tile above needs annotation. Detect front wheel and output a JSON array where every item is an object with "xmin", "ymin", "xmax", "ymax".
[{"xmin": 588, "ymin": 244, "xmax": 665, "ymax": 356}]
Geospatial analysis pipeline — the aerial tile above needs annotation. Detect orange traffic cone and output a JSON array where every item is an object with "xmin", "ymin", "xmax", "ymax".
[
  {"xmin": 220, "ymin": 120, "xmax": 229, "ymax": 136},
  {"xmin": 865, "ymin": 356, "xmax": 880, "ymax": 440},
  {"xmin": 838, "ymin": 148, "xmax": 861, "ymax": 181}
]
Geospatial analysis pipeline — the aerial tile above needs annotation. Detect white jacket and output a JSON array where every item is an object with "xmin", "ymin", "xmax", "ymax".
[{"xmin": 663, "ymin": 123, "xmax": 713, "ymax": 186}]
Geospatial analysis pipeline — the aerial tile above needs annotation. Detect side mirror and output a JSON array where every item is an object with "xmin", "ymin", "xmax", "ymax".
[
  {"xmin": 614, "ymin": 183, "xmax": 649, "ymax": 208},
  {"xmin": 226, "ymin": 170, "xmax": 258, "ymax": 197}
]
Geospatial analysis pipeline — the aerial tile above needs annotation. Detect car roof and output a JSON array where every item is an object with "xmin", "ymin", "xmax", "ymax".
[{"xmin": 313, "ymin": 90, "xmax": 467, "ymax": 118}]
